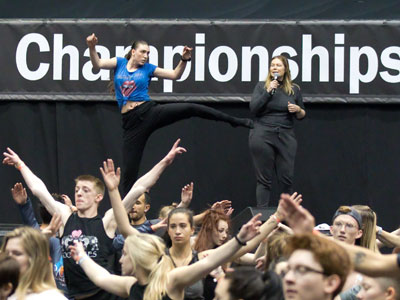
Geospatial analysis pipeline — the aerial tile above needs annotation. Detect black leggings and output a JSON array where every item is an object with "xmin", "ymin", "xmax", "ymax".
[
  {"xmin": 248, "ymin": 124, "xmax": 297, "ymax": 208},
  {"xmin": 121, "ymin": 101, "xmax": 251, "ymax": 196}
]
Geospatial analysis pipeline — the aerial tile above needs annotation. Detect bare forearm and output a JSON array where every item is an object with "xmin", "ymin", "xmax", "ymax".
[
  {"xmin": 80, "ymin": 255, "xmax": 131, "ymax": 297},
  {"xmin": 19, "ymin": 165, "xmax": 60, "ymax": 216},
  {"xmin": 173, "ymin": 61, "xmax": 187, "ymax": 79},
  {"xmin": 377, "ymin": 230, "xmax": 400, "ymax": 248},
  {"xmin": 193, "ymin": 211, "xmax": 207, "ymax": 226},
  {"xmin": 231, "ymin": 216, "xmax": 278, "ymax": 260},
  {"xmin": 340, "ymin": 241, "xmax": 399, "ymax": 277},
  {"xmin": 109, "ymin": 189, "xmax": 137, "ymax": 238},
  {"xmin": 254, "ymin": 241, "xmax": 267, "ymax": 260},
  {"xmin": 122, "ymin": 156, "xmax": 170, "ymax": 211},
  {"xmin": 89, "ymin": 46, "xmax": 101, "ymax": 69}
]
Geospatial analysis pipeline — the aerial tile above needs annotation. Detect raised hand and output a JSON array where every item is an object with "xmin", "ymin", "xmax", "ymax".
[
  {"xmin": 86, "ymin": 33, "xmax": 98, "ymax": 48},
  {"xmin": 99, "ymin": 159, "xmax": 121, "ymax": 191},
  {"xmin": 11, "ymin": 182, "xmax": 28, "ymax": 205},
  {"xmin": 69, "ymin": 240, "xmax": 87, "ymax": 263},
  {"xmin": 3, "ymin": 147, "xmax": 23, "ymax": 168},
  {"xmin": 163, "ymin": 139, "xmax": 187, "ymax": 165},
  {"xmin": 279, "ymin": 193, "xmax": 315, "ymax": 234},
  {"xmin": 42, "ymin": 214, "xmax": 62, "ymax": 239},
  {"xmin": 289, "ymin": 192, "xmax": 303, "ymax": 205},
  {"xmin": 151, "ymin": 218, "xmax": 168, "ymax": 232},
  {"xmin": 182, "ymin": 46, "xmax": 193, "ymax": 61},
  {"xmin": 237, "ymin": 213, "xmax": 262, "ymax": 243},
  {"xmin": 180, "ymin": 182, "xmax": 194, "ymax": 208},
  {"xmin": 61, "ymin": 194, "xmax": 78, "ymax": 212},
  {"xmin": 211, "ymin": 200, "xmax": 232, "ymax": 215}
]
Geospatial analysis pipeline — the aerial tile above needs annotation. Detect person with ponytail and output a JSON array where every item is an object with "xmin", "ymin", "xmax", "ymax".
[
  {"xmin": 249, "ymin": 55, "xmax": 306, "ymax": 208},
  {"xmin": 69, "ymin": 157, "xmax": 262, "ymax": 300},
  {"xmin": 86, "ymin": 33, "xmax": 253, "ymax": 197}
]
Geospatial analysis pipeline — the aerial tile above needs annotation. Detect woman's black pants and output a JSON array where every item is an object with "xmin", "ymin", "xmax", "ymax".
[{"xmin": 248, "ymin": 124, "xmax": 297, "ymax": 208}]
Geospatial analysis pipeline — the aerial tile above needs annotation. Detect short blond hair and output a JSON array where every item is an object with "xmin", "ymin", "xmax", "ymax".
[{"xmin": 75, "ymin": 175, "xmax": 105, "ymax": 196}]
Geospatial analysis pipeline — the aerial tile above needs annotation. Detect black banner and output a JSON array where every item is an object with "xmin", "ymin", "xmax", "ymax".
[{"xmin": 1, "ymin": 19, "xmax": 400, "ymax": 103}]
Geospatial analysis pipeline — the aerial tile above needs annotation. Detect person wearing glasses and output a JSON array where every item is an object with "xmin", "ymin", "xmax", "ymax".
[
  {"xmin": 330, "ymin": 206, "xmax": 363, "ymax": 246},
  {"xmin": 329, "ymin": 206, "xmax": 364, "ymax": 299},
  {"xmin": 282, "ymin": 233, "xmax": 351, "ymax": 300}
]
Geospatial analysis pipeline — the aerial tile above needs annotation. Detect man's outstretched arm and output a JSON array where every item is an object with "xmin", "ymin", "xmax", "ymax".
[{"xmin": 3, "ymin": 148, "xmax": 71, "ymax": 224}]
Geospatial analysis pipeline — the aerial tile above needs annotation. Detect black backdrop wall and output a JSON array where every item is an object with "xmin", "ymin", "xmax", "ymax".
[
  {"xmin": 1, "ymin": 0, "xmax": 400, "ymax": 232},
  {"xmin": 1, "ymin": 101, "xmax": 400, "ymax": 232}
]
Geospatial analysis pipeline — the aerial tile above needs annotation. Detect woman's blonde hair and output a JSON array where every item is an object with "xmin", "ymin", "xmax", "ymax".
[
  {"xmin": 0, "ymin": 227, "xmax": 57, "ymax": 300},
  {"xmin": 125, "ymin": 233, "xmax": 174, "ymax": 300},
  {"xmin": 264, "ymin": 55, "xmax": 297, "ymax": 96},
  {"xmin": 352, "ymin": 205, "xmax": 380, "ymax": 253}
]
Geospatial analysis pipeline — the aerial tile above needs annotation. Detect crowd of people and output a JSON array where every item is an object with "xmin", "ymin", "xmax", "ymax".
[{"xmin": 0, "ymin": 35, "xmax": 399, "ymax": 300}]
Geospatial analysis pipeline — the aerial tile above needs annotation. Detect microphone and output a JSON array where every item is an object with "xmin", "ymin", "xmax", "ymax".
[{"xmin": 271, "ymin": 72, "xmax": 279, "ymax": 95}]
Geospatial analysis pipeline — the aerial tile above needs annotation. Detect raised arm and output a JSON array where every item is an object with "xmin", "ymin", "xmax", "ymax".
[
  {"xmin": 86, "ymin": 33, "xmax": 117, "ymax": 70},
  {"xmin": 177, "ymin": 182, "xmax": 194, "ymax": 208},
  {"xmin": 231, "ymin": 192, "xmax": 301, "ymax": 261},
  {"xmin": 279, "ymin": 193, "xmax": 400, "ymax": 278},
  {"xmin": 101, "ymin": 159, "xmax": 138, "ymax": 238},
  {"xmin": 194, "ymin": 200, "xmax": 233, "ymax": 226},
  {"xmin": 70, "ymin": 241, "xmax": 135, "ymax": 298},
  {"xmin": 376, "ymin": 229, "xmax": 400, "ymax": 248},
  {"xmin": 3, "ymin": 148, "xmax": 71, "ymax": 224},
  {"xmin": 103, "ymin": 139, "xmax": 186, "ymax": 235},
  {"xmin": 167, "ymin": 214, "xmax": 262, "ymax": 297},
  {"xmin": 12, "ymin": 182, "xmax": 40, "ymax": 229},
  {"xmin": 153, "ymin": 46, "xmax": 192, "ymax": 80},
  {"xmin": 123, "ymin": 139, "xmax": 186, "ymax": 213}
]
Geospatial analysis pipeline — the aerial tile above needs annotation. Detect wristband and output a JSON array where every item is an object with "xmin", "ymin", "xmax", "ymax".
[
  {"xmin": 78, "ymin": 255, "xmax": 88, "ymax": 265},
  {"xmin": 181, "ymin": 55, "xmax": 191, "ymax": 62},
  {"xmin": 272, "ymin": 214, "xmax": 281, "ymax": 224},
  {"xmin": 16, "ymin": 162, "xmax": 25, "ymax": 171},
  {"xmin": 234, "ymin": 234, "xmax": 247, "ymax": 246}
]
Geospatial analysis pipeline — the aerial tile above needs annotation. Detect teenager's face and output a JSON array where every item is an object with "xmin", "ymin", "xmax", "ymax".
[
  {"xmin": 74, "ymin": 180, "xmax": 101, "ymax": 212},
  {"xmin": 132, "ymin": 43, "xmax": 150, "ymax": 66},
  {"xmin": 168, "ymin": 213, "xmax": 194, "ymax": 245},
  {"xmin": 283, "ymin": 250, "xmax": 329, "ymax": 300},
  {"xmin": 211, "ymin": 220, "xmax": 229, "ymax": 247},
  {"xmin": 330, "ymin": 214, "xmax": 362, "ymax": 245},
  {"xmin": 5, "ymin": 237, "xmax": 29, "ymax": 274},
  {"xmin": 119, "ymin": 245, "xmax": 134, "ymax": 276}
]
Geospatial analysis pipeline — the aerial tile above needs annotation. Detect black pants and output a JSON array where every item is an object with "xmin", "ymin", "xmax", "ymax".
[
  {"xmin": 248, "ymin": 124, "xmax": 297, "ymax": 208},
  {"xmin": 121, "ymin": 101, "xmax": 251, "ymax": 196}
]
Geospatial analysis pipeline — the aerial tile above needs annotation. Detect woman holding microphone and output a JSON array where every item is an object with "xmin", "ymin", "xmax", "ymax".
[{"xmin": 249, "ymin": 55, "xmax": 305, "ymax": 208}]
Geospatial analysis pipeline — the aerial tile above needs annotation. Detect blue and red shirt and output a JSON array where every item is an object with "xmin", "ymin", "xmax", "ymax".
[{"xmin": 114, "ymin": 57, "xmax": 157, "ymax": 110}]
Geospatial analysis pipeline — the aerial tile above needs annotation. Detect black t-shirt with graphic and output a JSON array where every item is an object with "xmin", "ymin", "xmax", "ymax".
[{"xmin": 61, "ymin": 213, "xmax": 114, "ymax": 298}]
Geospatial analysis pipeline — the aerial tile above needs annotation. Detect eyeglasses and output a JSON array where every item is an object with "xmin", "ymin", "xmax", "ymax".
[
  {"xmin": 332, "ymin": 222, "xmax": 357, "ymax": 230},
  {"xmin": 282, "ymin": 264, "xmax": 326, "ymax": 278}
]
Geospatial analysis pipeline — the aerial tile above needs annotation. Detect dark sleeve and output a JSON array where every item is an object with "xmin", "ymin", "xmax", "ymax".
[
  {"xmin": 136, "ymin": 221, "xmax": 155, "ymax": 234},
  {"xmin": 294, "ymin": 85, "xmax": 305, "ymax": 110},
  {"xmin": 249, "ymin": 82, "xmax": 271, "ymax": 117},
  {"xmin": 17, "ymin": 198, "xmax": 40, "ymax": 229},
  {"xmin": 112, "ymin": 234, "xmax": 125, "ymax": 251}
]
